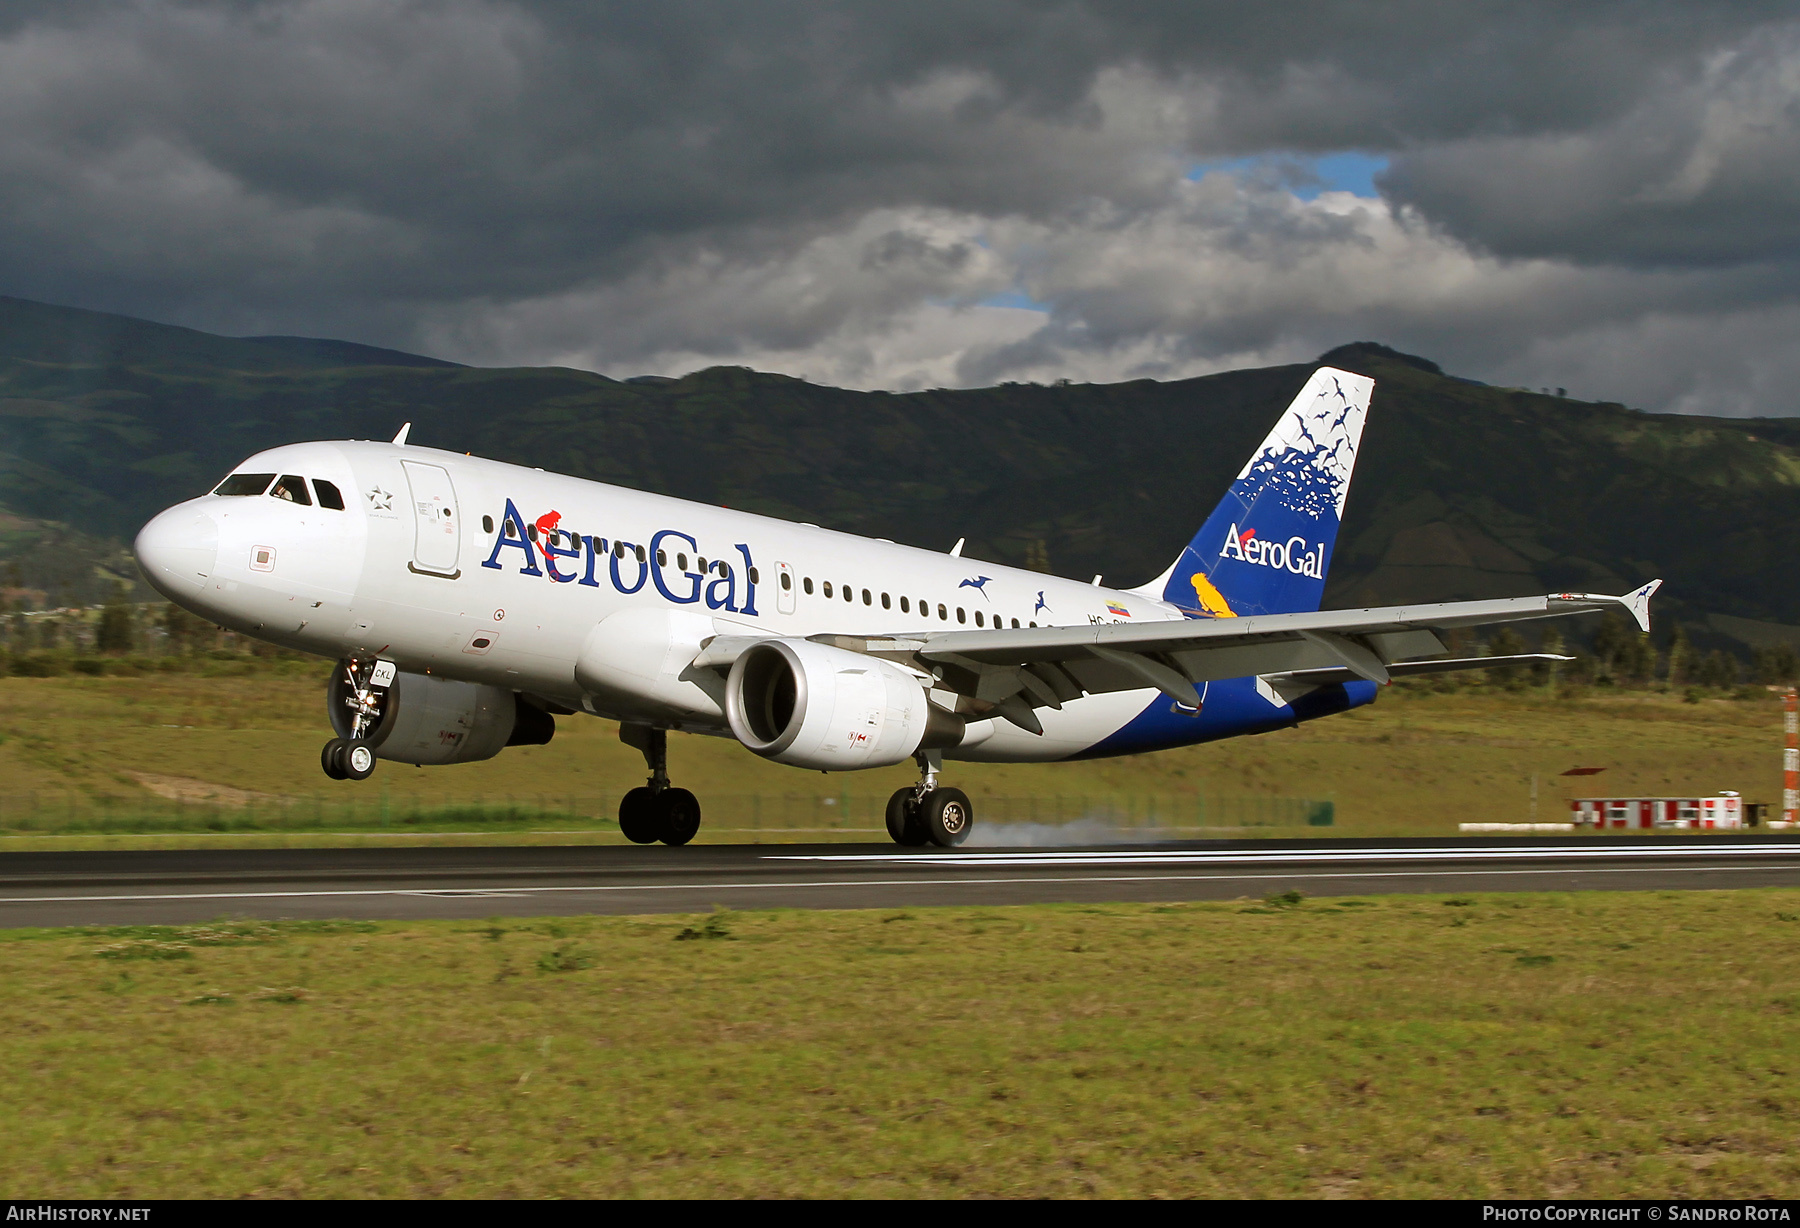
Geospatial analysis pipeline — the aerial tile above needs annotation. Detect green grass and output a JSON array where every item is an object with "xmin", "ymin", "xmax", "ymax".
[
  {"xmin": 0, "ymin": 668, "xmax": 1787, "ymax": 846},
  {"xmin": 4, "ymin": 890, "xmax": 1799, "ymax": 1197}
]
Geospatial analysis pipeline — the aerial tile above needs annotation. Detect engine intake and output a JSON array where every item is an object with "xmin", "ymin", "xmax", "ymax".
[
  {"xmin": 725, "ymin": 639, "xmax": 962, "ymax": 771},
  {"xmin": 328, "ymin": 665, "xmax": 553, "ymax": 765}
]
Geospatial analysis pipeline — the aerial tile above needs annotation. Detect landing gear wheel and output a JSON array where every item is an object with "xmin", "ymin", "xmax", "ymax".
[
  {"xmin": 619, "ymin": 787, "xmax": 661, "ymax": 844},
  {"xmin": 656, "ymin": 788, "xmax": 702, "ymax": 846},
  {"xmin": 886, "ymin": 788, "xmax": 930, "ymax": 846},
  {"xmin": 321, "ymin": 738, "xmax": 348, "ymax": 781},
  {"xmin": 920, "ymin": 787, "xmax": 973, "ymax": 848},
  {"xmin": 341, "ymin": 739, "xmax": 377, "ymax": 781}
]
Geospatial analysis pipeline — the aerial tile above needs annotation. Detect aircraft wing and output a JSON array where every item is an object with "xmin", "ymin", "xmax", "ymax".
[{"xmin": 798, "ymin": 582, "xmax": 1658, "ymax": 734}]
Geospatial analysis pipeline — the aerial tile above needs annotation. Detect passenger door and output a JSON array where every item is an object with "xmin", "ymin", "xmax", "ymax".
[{"xmin": 401, "ymin": 461, "xmax": 461, "ymax": 578}]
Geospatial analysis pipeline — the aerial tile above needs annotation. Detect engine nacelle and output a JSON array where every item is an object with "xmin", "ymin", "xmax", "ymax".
[
  {"xmin": 328, "ymin": 666, "xmax": 554, "ymax": 765},
  {"xmin": 724, "ymin": 639, "xmax": 962, "ymax": 771}
]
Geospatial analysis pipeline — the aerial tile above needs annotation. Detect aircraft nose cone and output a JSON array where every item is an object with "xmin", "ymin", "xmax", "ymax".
[{"xmin": 134, "ymin": 506, "xmax": 219, "ymax": 598}]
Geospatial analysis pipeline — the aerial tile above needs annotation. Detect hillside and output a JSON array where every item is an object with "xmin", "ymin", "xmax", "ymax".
[{"xmin": 0, "ymin": 295, "xmax": 1796, "ymax": 655}]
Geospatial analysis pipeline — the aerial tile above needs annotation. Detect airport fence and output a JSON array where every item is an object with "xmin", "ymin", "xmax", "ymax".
[{"xmin": 0, "ymin": 790, "xmax": 1333, "ymax": 838}]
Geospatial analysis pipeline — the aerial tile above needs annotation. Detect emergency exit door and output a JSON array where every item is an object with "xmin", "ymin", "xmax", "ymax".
[{"xmin": 401, "ymin": 461, "xmax": 460, "ymax": 577}]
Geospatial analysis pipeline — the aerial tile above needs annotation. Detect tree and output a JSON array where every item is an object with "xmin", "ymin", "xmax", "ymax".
[
  {"xmin": 1486, "ymin": 625, "xmax": 1527, "ymax": 689},
  {"xmin": 95, "ymin": 581, "xmax": 133, "ymax": 654},
  {"xmin": 1754, "ymin": 642, "xmax": 1800, "ymax": 686},
  {"xmin": 1590, "ymin": 610, "xmax": 1634, "ymax": 684},
  {"xmin": 1619, "ymin": 632, "xmax": 1656, "ymax": 686},
  {"xmin": 1534, "ymin": 627, "xmax": 1564, "ymax": 687},
  {"xmin": 1665, "ymin": 625, "xmax": 1691, "ymax": 686},
  {"xmin": 1697, "ymin": 649, "xmax": 1740, "ymax": 689},
  {"xmin": 162, "ymin": 603, "xmax": 211, "ymax": 655},
  {"xmin": 1023, "ymin": 539, "xmax": 1052, "ymax": 574}
]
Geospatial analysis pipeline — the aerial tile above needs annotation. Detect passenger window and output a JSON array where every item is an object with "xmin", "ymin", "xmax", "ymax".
[
  {"xmin": 527, "ymin": 524, "xmax": 539, "ymax": 541},
  {"xmin": 749, "ymin": 567, "xmax": 760, "ymax": 584},
  {"xmin": 269, "ymin": 475, "xmax": 311, "ymax": 505},
  {"xmin": 844, "ymin": 584, "xmax": 853, "ymax": 602},
  {"xmin": 823, "ymin": 581, "xmax": 833, "ymax": 598},
  {"xmin": 938, "ymin": 603, "xmax": 947, "ymax": 620},
  {"xmin": 721, "ymin": 563, "xmax": 732, "ymax": 579},
  {"xmin": 214, "ymin": 472, "xmax": 276, "ymax": 497},
  {"xmin": 804, "ymin": 577, "xmax": 814, "ymax": 595},
  {"xmin": 862, "ymin": 588, "xmax": 871, "ymax": 605},
  {"xmin": 481, "ymin": 515, "xmax": 494, "ymax": 534},
  {"xmin": 657, "ymin": 550, "xmax": 668, "ymax": 566},
  {"xmin": 613, "ymin": 542, "xmax": 625, "ymax": 558},
  {"xmin": 780, "ymin": 572, "xmax": 792, "ymax": 591},
  {"xmin": 635, "ymin": 545, "xmax": 645, "ymax": 563},
  {"xmin": 957, "ymin": 608, "xmax": 966, "ymax": 624},
  {"xmin": 313, "ymin": 479, "xmax": 345, "ymax": 510},
  {"xmin": 698, "ymin": 557, "xmax": 708, "ymax": 573},
  {"xmin": 1012, "ymin": 618, "xmax": 1020, "ymax": 628},
  {"xmin": 881, "ymin": 593, "xmax": 890, "ymax": 609},
  {"xmin": 975, "ymin": 611, "xmax": 984, "ymax": 627},
  {"xmin": 899, "ymin": 596, "xmax": 910, "ymax": 613},
  {"xmin": 677, "ymin": 553, "xmax": 688, "ymax": 571},
  {"xmin": 1029, "ymin": 621, "xmax": 1037, "ymax": 628}
]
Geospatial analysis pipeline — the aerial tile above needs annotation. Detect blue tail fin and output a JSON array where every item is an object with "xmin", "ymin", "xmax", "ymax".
[{"xmin": 1151, "ymin": 367, "xmax": 1373, "ymax": 618}]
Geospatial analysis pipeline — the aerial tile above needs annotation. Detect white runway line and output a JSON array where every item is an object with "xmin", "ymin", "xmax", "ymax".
[
  {"xmin": 772, "ymin": 843, "xmax": 1800, "ymax": 868},
  {"xmin": 0, "ymin": 862, "xmax": 1794, "ymax": 907}
]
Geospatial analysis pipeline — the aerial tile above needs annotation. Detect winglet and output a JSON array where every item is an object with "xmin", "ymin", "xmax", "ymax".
[
  {"xmin": 1623, "ymin": 579, "xmax": 1662, "ymax": 633},
  {"xmin": 949, "ymin": 538, "xmax": 964, "ymax": 557},
  {"xmin": 392, "ymin": 423, "xmax": 412, "ymax": 445},
  {"xmin": 1549, "ymin": 580, "xmax": 1663, "ymax": 633}
]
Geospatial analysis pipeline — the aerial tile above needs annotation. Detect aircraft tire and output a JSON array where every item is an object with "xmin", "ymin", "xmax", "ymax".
[
  {"xmin": 885, "ymin": 788, "xmax": 930, "ymax": 846},
  {"xmin": 921, "ymin": 787, "xmax": 973, "ymax": 848},
  {"xmin": 619, "ymin": 787, "xmax": 661, "ymax": 844},
  {"xmin": 321, "ymin": 738, "xmax": 348, "ymax": 781},
  {"xmin": 342, "ymin": 739, "xmax": 377, "ymax": 781},
  {"xmin": 656, "ymin": 788, "xmax": 702, "ymax": 846}
]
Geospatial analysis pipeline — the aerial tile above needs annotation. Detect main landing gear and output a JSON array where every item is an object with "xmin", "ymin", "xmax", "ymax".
[
  {"xmin": 617, "ymin": 725, "xmax": 701, "ymax": 847},
  {"xmin": 886, "ymin": 750, "xmax": 973, "ymax": 848},
  {"xmin": 322, "ymin": 658, "xmax": 387, "ymax": 781}
]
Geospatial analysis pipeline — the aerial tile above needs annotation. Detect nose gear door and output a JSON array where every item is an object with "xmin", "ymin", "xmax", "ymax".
[{"xmin": 401, "ymin": 461, "xmax": 460, "ymax": 578}]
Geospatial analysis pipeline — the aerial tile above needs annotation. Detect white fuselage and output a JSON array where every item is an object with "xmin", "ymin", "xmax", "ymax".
[{"xmin": 136, "ymin": 440, "xmax": 1191, "ymax": 763}]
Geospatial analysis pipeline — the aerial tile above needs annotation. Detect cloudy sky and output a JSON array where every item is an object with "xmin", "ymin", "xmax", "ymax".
[{"xmin": 3, "ymin": 1, "xmax": 1799, "ymax": 414}]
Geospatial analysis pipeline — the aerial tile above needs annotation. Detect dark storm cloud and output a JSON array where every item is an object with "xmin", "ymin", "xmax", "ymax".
[
  {"xmin": 1, "ymin": 2, "xmax": 1797, "ymax": 411},
  {"xmin": 1380, "ymin": 27, "xmax": 1800, "ymax": 267}
]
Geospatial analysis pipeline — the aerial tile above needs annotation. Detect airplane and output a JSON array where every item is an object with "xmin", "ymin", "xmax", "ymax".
[{"xmin": 132, "ymin": 366, "xmax": 1660, "ymax": 848}]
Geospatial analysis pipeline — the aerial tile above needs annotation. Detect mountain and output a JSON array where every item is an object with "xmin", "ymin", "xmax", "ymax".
[{"xmin": 0, "ymin": 295, "xmax": 1796, "ymax": 658}]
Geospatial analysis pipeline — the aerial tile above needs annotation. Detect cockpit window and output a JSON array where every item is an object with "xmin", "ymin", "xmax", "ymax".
[
  {"xmin": 312, "ymin": 479, "xmax": 345, "ymax": 510},
  {"xmin": 214, "ymin": 472, "xmax": 276, "ymax": 497},
  {"xmin": 270, "ymin": 475, "xmax": 312, "ymax": 506}
]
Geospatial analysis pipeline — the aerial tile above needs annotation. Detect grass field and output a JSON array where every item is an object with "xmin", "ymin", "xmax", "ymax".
[
  {"xmin": 0, "ymin": 667, "xmax": 1786, "ymax": 845},
  {"xmin": 4, "ymin": 888, "xmax": 1798, "ymax": 1198}
]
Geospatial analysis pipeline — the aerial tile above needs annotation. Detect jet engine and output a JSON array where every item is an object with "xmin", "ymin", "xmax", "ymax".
[
  {"xmin": 327, "ymin": 666, "xmax": 554, "ymax": 766},
  {"xmin": 724, "ymin": 638, "xmax": 963, "ymax": 771}
]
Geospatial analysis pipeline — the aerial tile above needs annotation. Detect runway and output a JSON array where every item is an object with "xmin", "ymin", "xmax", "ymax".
[{"xmin": 3, "ymin": 834, "xmax": 1800, "ymax": 926}]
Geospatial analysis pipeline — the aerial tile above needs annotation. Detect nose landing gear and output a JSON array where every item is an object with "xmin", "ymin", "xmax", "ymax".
[
  {"xmin": 320, "ymin": 658, "xmax": 390, "ymax": 781},
  {"xmin": 618, "ymin": 724, "xmax": 702, "ymax": 846},
  {"xmin": 886, "ymin": 750, "xmax": 973, "ymax": 848}
]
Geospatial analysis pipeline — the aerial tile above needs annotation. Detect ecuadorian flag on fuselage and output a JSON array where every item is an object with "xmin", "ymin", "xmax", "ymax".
[{"xmin": 1162, "ymin": 366, "xmax": 1373, "ymax": 619}]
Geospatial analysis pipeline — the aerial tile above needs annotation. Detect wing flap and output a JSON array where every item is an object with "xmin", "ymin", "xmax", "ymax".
[{"xmin": 916, "ymin": 588, "xmax": 1657, "ymax": 667}]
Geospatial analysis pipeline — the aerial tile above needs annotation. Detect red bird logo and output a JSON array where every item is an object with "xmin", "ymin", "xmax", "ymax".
[{"xmin": 535, "ymin": 510, "xmax": 564, "ymax": 581}]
